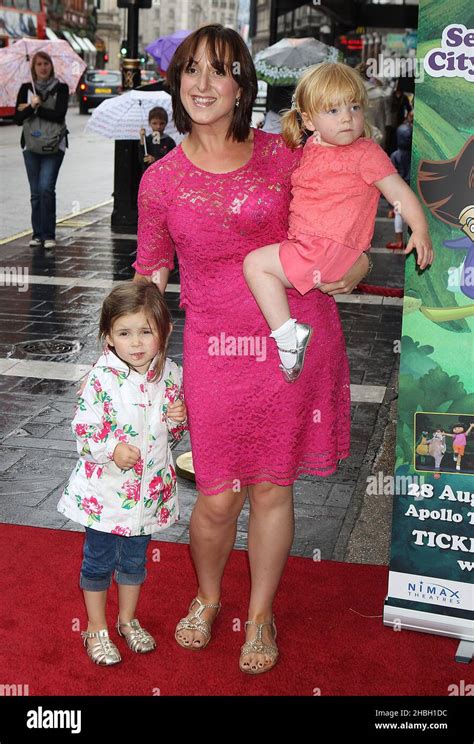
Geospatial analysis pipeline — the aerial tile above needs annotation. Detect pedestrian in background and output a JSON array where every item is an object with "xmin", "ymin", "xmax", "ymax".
[
  {"xmin": 139, "ymin": 106, "xmax": 176, "ymax": 174},
  {"xmin": 58, "ymin": 282, "xmax": 187, "ymax": 666},
  {"xmin": 356, "ymin": 62, "xmax": 388, "ymax": 150},
  {"xmin": 14, "ymin": 51, "xmax": 69, "ymax": 249},
  {"xmin": 387, "ymin": 110, "xmax": 414, "ymax": 249},
  {"xmin": 385, "ymin": 78, "xmax": 412, "ymax": 155}
]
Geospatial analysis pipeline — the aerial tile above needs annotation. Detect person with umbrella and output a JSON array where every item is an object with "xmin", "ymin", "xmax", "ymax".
[
  {"xmin": 138, "ymin": 106, "xmax": 176, "ymax": 174},
  {"xmin": 14, "ymin": 51, "xmax": 69, "ymax": 249}
]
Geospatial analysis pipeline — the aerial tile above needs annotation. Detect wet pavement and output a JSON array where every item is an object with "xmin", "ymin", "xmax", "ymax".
[{"xmin": 0, "ymin": 200, "xmax": 405, "ymax": 563}]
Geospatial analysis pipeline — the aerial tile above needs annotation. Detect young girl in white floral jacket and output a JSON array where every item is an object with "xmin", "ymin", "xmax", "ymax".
[{"xmin": 58, "ymin": 281, "xmax": 187, "ymax": 666}]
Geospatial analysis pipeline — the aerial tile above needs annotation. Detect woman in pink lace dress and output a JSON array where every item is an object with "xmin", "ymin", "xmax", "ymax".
[{"xmin": 133, "ymin": 25, "xmax": 370, "ymax": 674}]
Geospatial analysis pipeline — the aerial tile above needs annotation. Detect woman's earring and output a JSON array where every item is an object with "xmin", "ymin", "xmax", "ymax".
[{"xmin": 235, "ymin": 97, "xmax": 240, "ymax": 107}]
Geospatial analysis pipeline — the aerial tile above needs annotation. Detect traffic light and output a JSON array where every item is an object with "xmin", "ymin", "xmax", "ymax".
[
  {"xmin": 104, "ymin": 52, "xmax": 109, "ymax": 63},
  {"xmin": 120, "ymin": 40, "xmax": 128, "ymax": 56}
]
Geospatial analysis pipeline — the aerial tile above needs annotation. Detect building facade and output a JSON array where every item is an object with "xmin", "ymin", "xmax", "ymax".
[
  {"xmin": 159, "ymin": 0, "xmax": 239, "ymax": 38},
  {"xmin": 95, "ymin": 0, "xmax": 123, "ymax": 68}
]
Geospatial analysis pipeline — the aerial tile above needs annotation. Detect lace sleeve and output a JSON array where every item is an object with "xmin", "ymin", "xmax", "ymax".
[{"xmin": 134, "ymin": 166, "xmax": 175, "ymax": 275}]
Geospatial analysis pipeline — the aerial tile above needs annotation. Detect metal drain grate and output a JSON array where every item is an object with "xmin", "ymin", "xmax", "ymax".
[{"xmin": 11, "ymin": 339, "xmax": 82, "ymax": 360}]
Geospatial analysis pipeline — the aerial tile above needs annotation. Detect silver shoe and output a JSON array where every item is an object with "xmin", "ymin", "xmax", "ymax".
[
  {"xmin": 277, "ymin": 322, "xmax": 313, "ymax": 383},
  {"xmin": 29, "ymin": 238, "xmax": 42, "ymax": 247},
  {"xmin": 117, "ymin": 618, "xmax": 156, "ymax": 654},
  {"xmin": 81, "ymin": 629, "xmax": 121, "ymax": 666}
]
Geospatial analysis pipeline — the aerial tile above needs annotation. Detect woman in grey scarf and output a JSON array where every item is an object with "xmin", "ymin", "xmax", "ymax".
[{"xmin": 14, "ymin": 51, "xmax": 69, "ymax": 249}]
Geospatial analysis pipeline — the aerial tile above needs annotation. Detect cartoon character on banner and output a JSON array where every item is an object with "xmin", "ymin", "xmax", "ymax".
[
  {"xmin": 426, "ymin": 429, "xmax": 446, "ymax": 470},
  {"xmin": 442, "ymin": 422, "xmax": 474, "ymax": 472},
  {"xmin": 418, "ymin": 137, "xmax": 474, "ymax": 308},
  {"xmin": 416, "ymin": 430, "xmax": 430, "ymax": 464}
]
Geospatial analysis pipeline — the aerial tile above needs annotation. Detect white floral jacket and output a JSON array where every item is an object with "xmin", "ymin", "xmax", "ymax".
[{"xmin": 57, "ymin": 350, "xmax": 187, "ymax": 536}]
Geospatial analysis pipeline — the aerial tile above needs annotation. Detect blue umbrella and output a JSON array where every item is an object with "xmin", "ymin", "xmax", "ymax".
[{"xmin": 145, "ymin": 30, "xmax": 191, "ymax": 73}]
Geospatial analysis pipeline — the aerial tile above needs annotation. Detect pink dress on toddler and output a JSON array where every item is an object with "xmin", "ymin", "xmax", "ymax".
[{"xmin": 280, "ymin": 136, "xmax": 397, "ymax": 294}]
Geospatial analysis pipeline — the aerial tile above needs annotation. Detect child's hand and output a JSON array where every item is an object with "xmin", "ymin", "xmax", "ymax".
[
  {"xmin": 113, "ymin": 443, "xmax": 141, "ymax": 470},
  {"xmin": 167, "ymin": 400, "xmax": 187, "ymax": 423},
  {"xmin": 76, "ymin": 376, "xmax": 87, "ymax": 397},
  {"xmin": 144, "ymin": 155, "xmax": 156, "ymax": 164},
  {"xmin": 404, "ymin": 231, "xmax": 433, "ymax": 270}
]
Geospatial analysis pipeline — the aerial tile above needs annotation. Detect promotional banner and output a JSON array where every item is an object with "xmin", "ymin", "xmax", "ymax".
[{"xmin": 383, "ymin": 0, "xmax": 474, "ymax": 645}]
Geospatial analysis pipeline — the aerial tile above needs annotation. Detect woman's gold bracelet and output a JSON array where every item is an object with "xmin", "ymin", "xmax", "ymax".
[{"xmin": 364, "ymin": 251, "xmax": 374, "ymax": 277}]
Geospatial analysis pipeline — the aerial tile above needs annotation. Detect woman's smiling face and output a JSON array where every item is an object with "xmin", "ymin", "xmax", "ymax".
[{"xmin": 179, "ymin": 41, "xmax": 241, "ymax": 129}]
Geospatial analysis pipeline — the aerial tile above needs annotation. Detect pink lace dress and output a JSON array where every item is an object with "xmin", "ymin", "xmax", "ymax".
[{"xmin": 134, "ymin": 128, "xmax": 351, "ymax": 496}]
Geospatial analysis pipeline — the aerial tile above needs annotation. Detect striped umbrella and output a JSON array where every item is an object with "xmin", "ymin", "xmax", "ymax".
[
  {"xmin": 0, "ymin": 38, "xmax": 87, "ymax": 107},
  {"xmin": 85, "ymin": 89, "xmax": 183, "ymax": 144}
]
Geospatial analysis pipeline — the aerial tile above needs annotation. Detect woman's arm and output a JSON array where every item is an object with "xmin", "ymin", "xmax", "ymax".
[
  {"xmin": 318, "ymin": 252, "xmax": 370, "ymax": 296},
  {"xmin": 35, "ymin": 83, "xmax": 69, "ymax": 123},
  {"xmin": 14, "ymin": 84, "xmax": 35, "ymax": 124},
  {"xmin": 133, "ymin": 166, "xmax": 175, "ymax": 290},
  {"xmin": 375, "ymin": 173, "xmax": 433, "ymax": 270}
]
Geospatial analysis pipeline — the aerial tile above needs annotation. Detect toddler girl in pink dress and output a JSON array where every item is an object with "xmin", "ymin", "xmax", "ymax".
[{"xmin": 243, "ymin": 62, "xmax": 433, "ymax": 382}]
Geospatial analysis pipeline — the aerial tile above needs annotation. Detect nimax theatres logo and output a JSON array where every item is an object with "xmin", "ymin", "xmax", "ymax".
[{"xmin": 407, "ymin": 579, "xmax": 461, "ymax": 605}]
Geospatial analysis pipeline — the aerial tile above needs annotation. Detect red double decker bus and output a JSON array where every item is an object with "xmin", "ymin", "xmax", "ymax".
[{"xmin": 0, "ymin": 0, "xmax": 46, "ymax": 116}]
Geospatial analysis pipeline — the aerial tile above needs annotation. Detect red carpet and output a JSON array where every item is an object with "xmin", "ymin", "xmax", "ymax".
[{"xmin": 1, "ymin": 524, "xmax": 470, "ymax": 696}]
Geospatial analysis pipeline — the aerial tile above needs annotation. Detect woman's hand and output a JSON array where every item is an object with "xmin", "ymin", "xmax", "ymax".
[
  {"xmin": 318, "ymin": 252, "xmax": 369, "ymax": 296},
  {"xmin": 30, "ymin": 95, "xmax": 41, "ymax": 108},
  {"xmin": 113, "ymin": 443, "xmax": 141, "ymax": 469},
  {"xmin": 17, "ymin": 103, "xmax": 31, "ymax": 111},
  {"xmin": 167, "ymin": 400, "xmax": 187, "ymax": 423}
]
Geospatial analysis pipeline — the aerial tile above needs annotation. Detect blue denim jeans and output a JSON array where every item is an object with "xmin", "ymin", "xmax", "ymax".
[
  {"xmin": 80, "ymin": 527, "xmax": 151, "ymax": 592},
  {"xmin": 23, "ymin": 149, "xmax": 64, "ymax": 241}
]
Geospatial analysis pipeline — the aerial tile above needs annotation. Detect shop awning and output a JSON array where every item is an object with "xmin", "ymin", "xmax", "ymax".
[
  {"xmin": 83, "ymin": 37, "xmax": 97, "ymax": 53},
  {"xmin": 45, "ymin": 28, "xmax": 60, "ymax": 41},
  {"xmin": 62, "ymin": 30, "xmax": 81, "ymax": 53},
  {"xmin": 73, "ymin": 34, "xmax": 89, "ymax": 53}
]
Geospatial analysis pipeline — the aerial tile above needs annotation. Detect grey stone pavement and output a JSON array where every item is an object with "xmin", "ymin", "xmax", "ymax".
[{"xmin": 0, "ymin": 199, "xmax": 404, "ymax": 564}]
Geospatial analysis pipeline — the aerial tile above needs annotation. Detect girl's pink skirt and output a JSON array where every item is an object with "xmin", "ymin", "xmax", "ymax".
[{"xmin": 280, "ymin": 232, "xmax": 365, "ymax": 295}]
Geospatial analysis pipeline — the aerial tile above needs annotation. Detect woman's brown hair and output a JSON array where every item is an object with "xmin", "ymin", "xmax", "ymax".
[
  {"xmin": 167, "ymin": 24, "xmax": 257, "ymax": 142},
  {"xmin": 99, "ymin": 282, "xmax": 172, "ymax": 382},
  {"xmin": 31, "ymin": 51, "xmax": 55, "ymax": 81}
]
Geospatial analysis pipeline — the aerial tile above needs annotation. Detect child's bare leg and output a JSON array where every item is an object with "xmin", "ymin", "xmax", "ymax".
[
  {"xmin": 83, "ymin": 589, "xmax": 108, "ymax": 631},
  {"xmin": 243, "ymin": 243, "xmax": 294, "ymax": 330},
  {"xmin": 118, "ymin": 584, "xmax": 141, "ymax": 627},
  {"xmin": 117, "ymin": 583, "xmax": 156, "ymax": 652}
]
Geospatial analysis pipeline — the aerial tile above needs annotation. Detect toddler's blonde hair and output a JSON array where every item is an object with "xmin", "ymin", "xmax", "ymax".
[{"xmin": 282, "ymin": 62, "xmax": 372, "ymax": 149}]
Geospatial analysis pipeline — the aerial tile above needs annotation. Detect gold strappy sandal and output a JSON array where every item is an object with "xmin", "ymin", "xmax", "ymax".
[
  {"xmin": 239, "ymin": 617, "xmax": 278, "ymax": 675},
  {"xmin": 116, "ymin": 617, "xmax": 156, "ymax": 654},
  {"xmin": 175, "ymin": 597, "xmax": 221, "ymax": 650},
  {"xmin": 81, "ymin": 628, "xmax": 121, "ymax": 666}
]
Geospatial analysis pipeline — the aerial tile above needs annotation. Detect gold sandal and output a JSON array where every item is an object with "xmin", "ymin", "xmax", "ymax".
[
  {"xmin": 239, "ymin": 617, "xmax": 278, "ymax": 675},
  {"xmin": 116, "ymin": 617, "xmax": 156, "ymax": 654},
  {"xmin": 175, "ymin": 597, "xmax": 221, "ymax": 650},
  {"xmin": 81, "ymin": 629, "xmax": 121, "ymax": 666}
]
